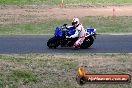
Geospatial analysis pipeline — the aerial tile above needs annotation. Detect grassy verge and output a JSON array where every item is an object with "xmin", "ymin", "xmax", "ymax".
[
  {"xmin": 0, "ymin": 16, "xmax": 132, "ymax": 35},
  {"xmin": 0, "ymin": 0, "xmax": 132, "ymax": 5},
  {"xmin": 0, "ymin": 53, "xmax": 131, "ymax": 88}
]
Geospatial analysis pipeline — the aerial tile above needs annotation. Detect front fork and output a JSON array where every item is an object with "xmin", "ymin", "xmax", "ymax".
[{"xmin": 92, "ymin": 33, "xmax": 97, "ymax": 39}]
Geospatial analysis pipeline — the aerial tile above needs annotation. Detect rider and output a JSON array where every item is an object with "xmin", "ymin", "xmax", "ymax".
[{"xmin": 66, "ymin": 18, "xmax": 86, "ymax": 49}]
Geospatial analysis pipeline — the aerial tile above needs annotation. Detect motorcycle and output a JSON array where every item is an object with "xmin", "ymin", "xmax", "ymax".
[{"xmin": 47, "ymin": 24, "xmax": 96, "ymax": 49}]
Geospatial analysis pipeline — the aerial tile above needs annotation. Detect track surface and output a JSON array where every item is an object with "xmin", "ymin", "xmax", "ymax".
[{"xmin": 0, "ymin": 35, "xmax": 132, "ymax": 54}]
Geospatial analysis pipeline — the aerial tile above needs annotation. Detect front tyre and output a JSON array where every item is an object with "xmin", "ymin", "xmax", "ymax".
[
  {"xmin": 88, "ymin": 36, "xmax": 94, "ymax": 47},
  {"xmin": 80, "ymin": 36, "xmax": 94, "ymax": 49}
]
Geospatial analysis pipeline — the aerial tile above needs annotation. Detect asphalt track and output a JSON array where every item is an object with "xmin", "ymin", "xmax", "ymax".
[{"xmin": 0, "ymin": 35, "xmax": 132, "ymax": 54}]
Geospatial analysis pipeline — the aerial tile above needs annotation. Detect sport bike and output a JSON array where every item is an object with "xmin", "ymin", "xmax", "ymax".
[{"xmin": 47, "ymin": 24, "xmax": 96, "ymax": 49}]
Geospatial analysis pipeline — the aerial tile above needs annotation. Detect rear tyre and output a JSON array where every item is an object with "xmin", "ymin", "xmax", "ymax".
[{"xmin": 47, "ymin": 37, "xmax": 59, "ymax": 49}]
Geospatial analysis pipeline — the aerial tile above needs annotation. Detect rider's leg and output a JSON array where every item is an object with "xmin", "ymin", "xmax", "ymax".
[{"xmin": 74, "ymin": 38, "xmax": 85, "ymax": 48}]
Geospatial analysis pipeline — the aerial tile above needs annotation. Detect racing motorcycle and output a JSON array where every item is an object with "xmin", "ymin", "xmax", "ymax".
[{"xmin": 47, "ymin": 24, "xmax": 96, "ymax": 49}]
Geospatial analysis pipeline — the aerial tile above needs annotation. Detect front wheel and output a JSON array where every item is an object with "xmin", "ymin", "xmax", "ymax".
[
  {"xmin": 80, "ymin": 36, "xmax": 94, "ymax": 49},
  {"xmin": 47, "ymin": 37, "xmax": 59, "ymax": 49}
]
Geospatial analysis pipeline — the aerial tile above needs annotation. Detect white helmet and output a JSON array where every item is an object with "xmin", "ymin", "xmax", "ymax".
[{"xmin": 72, "ymin": 18, "xmax": 80, "ymax": 27}]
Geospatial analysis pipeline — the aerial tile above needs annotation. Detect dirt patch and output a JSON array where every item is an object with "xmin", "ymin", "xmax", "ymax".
[{"xmin": 0, "ymin": 5, "xmax": 132, "ymax": 24}]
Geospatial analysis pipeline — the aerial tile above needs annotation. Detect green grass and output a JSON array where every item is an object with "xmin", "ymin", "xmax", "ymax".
[
  {"xmin": 0, "ymin": 0, "xmax": 132, "ymax": 5},
  {"xmin": 0, "ymin": 16, "xmax": 132, "ymax": 35},
  {"xmin": 82, "ymin": 16, "xmax": 132, "ymax": 33},
  {"xmin": 12, "ymin": 69, "xmax": 38, "ymax": 84},
  {"xmin": 0, "ymin": 54, "xmax": 131, "ymax": 88}
]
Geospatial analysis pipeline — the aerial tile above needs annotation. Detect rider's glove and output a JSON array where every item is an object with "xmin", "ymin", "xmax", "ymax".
[
  {"xmin": 63, "ymin": 24, "xmax": 68, "ymax": 29},
  {"xmin": 63, "ymin": 24, "xmax": 67, "ymax": 27}
]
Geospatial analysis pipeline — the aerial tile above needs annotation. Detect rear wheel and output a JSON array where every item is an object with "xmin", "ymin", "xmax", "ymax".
[{"xmin": 47, "ymin": 37, "xmax": 59, "ymax": 49}]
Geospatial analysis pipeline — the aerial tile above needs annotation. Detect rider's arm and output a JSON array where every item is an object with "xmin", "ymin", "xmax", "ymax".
[
  {"xmin": 70, "ymin": 29, "xmax": 79, "ymax": 38},
  {"xmin": 67, "ymin": 26, "xmax": 73, "ymax": 29}
]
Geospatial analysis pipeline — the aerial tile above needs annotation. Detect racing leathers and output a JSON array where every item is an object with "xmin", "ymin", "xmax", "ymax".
[{"xmin": 69, "ymin": 24, "xmax": 86, "ymax": 47}]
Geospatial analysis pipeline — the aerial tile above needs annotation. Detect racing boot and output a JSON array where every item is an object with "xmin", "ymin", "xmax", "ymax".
[{"xmin": 74, "ymin": 45, "xmax": 79, "ymax": 50}]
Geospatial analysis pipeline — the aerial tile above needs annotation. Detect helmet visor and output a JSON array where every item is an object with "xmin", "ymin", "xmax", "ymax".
[{"xmin": 72, "ymin": 21, "xmax": 77, "ymax": 26}]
